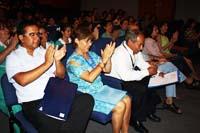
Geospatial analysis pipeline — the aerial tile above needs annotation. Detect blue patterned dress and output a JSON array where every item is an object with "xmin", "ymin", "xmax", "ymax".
[{"xmin": 67, "ymin": 51, "xmax": 127, "ymax": 114}]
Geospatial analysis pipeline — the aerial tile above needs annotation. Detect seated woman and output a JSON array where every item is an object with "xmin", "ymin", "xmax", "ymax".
[
  {"xmin": 101, "ymin": 21, "xmax": 121, "ymax": 42},
  {"xmin": 167, "ymin": 28, "xmax": 200, "ymax": 79},
  {"xmin": 67, "ymin": 25, "xmax": 131, "ymax": 133},
  {"xmin": 159, "ymin": 21, "xmax": 200, "ymax": 83},
  {"xmin": 143, "ymin": 23, "xmax": 191, "ymax": 114},
  {"xmin": 55, "ymin": 23, "xmax": 72, "ymax": 46},
  {"xmin": 184, "ymin": 18, "xmax": 200, "ymax": 62},
  {"xmin": 119, "ymin": 19, "xmax": 129, "ymax": 37},
  {"xmin": 101, "ymin": 20, "xmax": 113, "ymax": 39}
]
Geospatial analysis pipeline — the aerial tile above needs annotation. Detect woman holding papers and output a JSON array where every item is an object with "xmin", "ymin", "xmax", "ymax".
[
  {"xmin": 143, "ymin": 23, "xmax": 191, "ymax": 114},
  {"xmin": 66, "ymin": 25, "xmax": 131, "ymax": 133}
]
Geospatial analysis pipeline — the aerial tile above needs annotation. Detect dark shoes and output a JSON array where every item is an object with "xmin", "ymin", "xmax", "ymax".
[
  {"xmin": 131, "ymin": 114, "xmax": 160, "ymax": 133},
  {"xmin": 147, "ymin": 114, "xmax": 161, "ymax": 122},
  {"xmin": 131, "ymin": 121, "xmax": 149, "ymax": 133},
  {"xmin": 163, "ymin": 102, "xmax": 183, "ymax": 114},
  {"xmin": 186, "ymin": 80, "xmax": 200, "ymax": 90}
]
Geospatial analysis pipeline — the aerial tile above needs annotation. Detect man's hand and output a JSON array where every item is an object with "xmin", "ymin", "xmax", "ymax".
[
  {"xmin": 54, "ymin": 45, "xmax": 66, "ymax": 61},
  {"xmin": 45, "ymin": 45, "xmax": 55, "ymax": 66},
  {"xmin": 148, "ymin": 65, "xmax": 158, "ymax": 75},
  {"xmin": 159, "ymin": 72, "xmax": 165, "ymax": 77}
]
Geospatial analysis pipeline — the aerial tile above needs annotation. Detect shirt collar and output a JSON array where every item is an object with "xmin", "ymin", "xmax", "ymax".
[
  {"xmin": 18, "ymin": 45, "xmax": 41, "ymax": 56},
  {"xmin": 123, "ymin": 41, "xmax": 134, "ymax": 55},
  {"xmin": 0, "ymin": 41, "xmax": 7, "ymax": 48},
  {"xmin": 58, "ymin": 38, "xmax": 72, "ymax": 45},
  {"xmin": 58, "ymin": 38, "xmax": 65, "ymax": 45}
]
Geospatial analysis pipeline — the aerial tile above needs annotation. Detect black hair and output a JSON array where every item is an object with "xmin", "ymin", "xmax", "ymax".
[
  {"xmin": 102, "ymin": 20, "xmax": 112, "ymax": 27},
  {"xmin": 158, "ymin": 20, "xmax": 168, "ymax": 29},
  {"xmin": 17, "ymin": 20, "xmax": 37, "ymax": 35},
  {"xmin": 144, "ymin": 22, "xmax": 158, "ymax": 38},
  {"xmin": 75, "ymin": 24, "xmax": 93, "ymax": 40},
  {"xmin": 112, "ymin": 25, "xmax": 121, "ymax": 31},
  {"xmin": 120, "ymin": 18, "xmax": 128, "ymax": 25},
  {"xmin": 60, "ymin": 23, "xmax": 71, "ymax": 32}
]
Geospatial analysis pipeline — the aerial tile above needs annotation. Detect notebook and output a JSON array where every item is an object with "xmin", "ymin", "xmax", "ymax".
[
  {"xmin": 148, "ymin": 71, "xmax": 178, "ymax": 88},
  {"xmin": 38, "ymin": 77, "xmax": 77, "ymax": 121}
]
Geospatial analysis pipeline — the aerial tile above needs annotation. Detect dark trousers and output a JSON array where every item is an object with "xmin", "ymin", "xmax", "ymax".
[
  {"xmin": 22, "ymin": 93, "xmax": 94, "ymax": 133},
  {"xmin": 122, "ymin": 77, "xmax": 161, "ymax": 122}
]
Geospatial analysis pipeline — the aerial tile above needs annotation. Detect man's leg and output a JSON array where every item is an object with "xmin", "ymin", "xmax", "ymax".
[
  {"xmin": 22, "ymin": 100, "xmax": 62, "ymax": 133},
  {"xmin": 122, "ymin": 82, "xmax": 147, "ymax": 123},
  {"xmin": 60, "ymin": 93, "xmax": 94, "ymax": 133}
]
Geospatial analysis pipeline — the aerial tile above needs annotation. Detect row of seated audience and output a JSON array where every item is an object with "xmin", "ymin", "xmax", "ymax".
[{"xmin": 1, "ymin": 6, "xmax": 200, "ymax": 133}]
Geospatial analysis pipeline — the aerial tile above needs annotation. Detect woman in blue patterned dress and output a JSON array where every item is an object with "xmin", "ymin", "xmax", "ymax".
[{"xmin": 67, "ymin": 25, "xmax": 131, "ymax": 133}]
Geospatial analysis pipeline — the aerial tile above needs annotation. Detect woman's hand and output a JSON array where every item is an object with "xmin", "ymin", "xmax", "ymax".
[
  {"xmin": 170, "ymin": 32, "xmax": 178, "ymax": 43},
  {"xmin": 54, "ymin": 45, "xmax": 67, "ymax": 61},
  {"xmin": 101, "ymin": 42, "xmax": 116, "ymax": 64},
  {"xmin": 156, "ymin": 34, "xmax": 161, "ymax": 42}
]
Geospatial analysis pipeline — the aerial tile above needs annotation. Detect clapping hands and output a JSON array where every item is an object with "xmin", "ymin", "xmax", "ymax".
[
  {"xmin": 101, "ymin": 42, "xmax": 116, "ymax": 64},
  {"xmin": 8, "ymin": 34, "xmax": 18, "ymax": 49},
  {"xmin": 54, "ymin": 45, "xmax": 67, "ymax": 61},
  {"xmin": 45, "ymin": 44, "xmax": 66, "ymax": 66}
]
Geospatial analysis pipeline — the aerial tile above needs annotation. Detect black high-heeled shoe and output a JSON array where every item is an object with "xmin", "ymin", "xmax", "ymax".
[
  {"xmin": 163, "ymin": 102, "xmax": 183, "ymax": 114},
  {"xmin": 187, "ymin": 80, "xmax": 200, "ymax": 90},
  {"xmin": 192, "ymin": 80, "xmax": 200, "ymax": 86},
  {"xmin": 130, "ymin": 121, "xmax": 149, "ymax": 133}
]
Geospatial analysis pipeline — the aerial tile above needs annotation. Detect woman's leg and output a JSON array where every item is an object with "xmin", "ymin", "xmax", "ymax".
[
  {"xmin": 184, "ymin": 57, "xmax": 200, "ymax": 80},
  {"xmin": 121, "ymin": 96, "xmax": 131, "ymax": 133},
  {"xmin": 112, "ymin": 100, "xmax": 126, "ymax": 133},
  {"xmin": 165, "ymin": 84, "xmax": 176, "ymax": 105},
  {"xmin": 164, "ymin": 85, "xmax": 182, "ymax": 114}
]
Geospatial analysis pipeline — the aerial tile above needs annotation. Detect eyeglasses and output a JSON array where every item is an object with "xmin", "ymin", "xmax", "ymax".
[{"xmin": 23, "ymin": 32, "xmax": 40, "ymax": 37}]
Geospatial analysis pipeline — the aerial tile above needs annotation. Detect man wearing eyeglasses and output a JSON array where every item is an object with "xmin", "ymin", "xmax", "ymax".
[
  {"xmin": 107, "ymin": 31, "xmax": 161, "ymax": 133},
  {"xmin": 6, "ymin": 20, "xmax": 94, "ymax": 133}
]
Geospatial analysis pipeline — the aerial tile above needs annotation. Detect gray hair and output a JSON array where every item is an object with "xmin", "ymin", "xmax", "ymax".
[{"xmin": 125, "ymin": 30, "xmax": 143, "ymax": 43}]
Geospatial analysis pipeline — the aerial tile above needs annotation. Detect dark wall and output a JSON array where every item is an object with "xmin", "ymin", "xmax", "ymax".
[
  {"xmin": 81, "ymin": 0, "xmax": 200, "ymax": 21},
  {"xmin": 38, "ymin": 0, "xmax": 81, "ymax": 17},
  {"xmin": 38, "ymin": 0, "xmax": 200, "ymax": 21},
  {"xmin": 81, "ymin": 0, "xmax": 138, "ymax": 16},
  {"xmin": 38, "ymin": 0, "xmax": 81, "ymax": 10},
  {"xmin": 175, "ymin": 0, "xmax": 200, "ymax": 21}
]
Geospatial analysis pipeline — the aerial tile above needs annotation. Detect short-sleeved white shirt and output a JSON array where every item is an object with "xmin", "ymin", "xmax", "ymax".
[{"xmin": 6, "ymin": 46, "xmax": 55, "ymax": 103}]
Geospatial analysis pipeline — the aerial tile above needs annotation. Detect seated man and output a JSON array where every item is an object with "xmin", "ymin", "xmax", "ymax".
[
  {"xmin": 6, "ymin": 21, "xmax": 94, "ymax": 133},
  {"xmin": 107, "ymin": 31, "xmax": 161, "ymax": 133}
]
